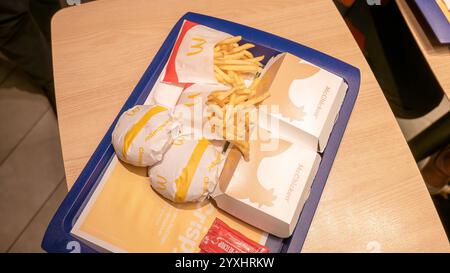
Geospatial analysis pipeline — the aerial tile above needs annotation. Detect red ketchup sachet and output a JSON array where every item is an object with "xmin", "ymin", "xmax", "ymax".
[{"xmin": 199, "ymin": 218, "xmax": 270, "ymax": 253}]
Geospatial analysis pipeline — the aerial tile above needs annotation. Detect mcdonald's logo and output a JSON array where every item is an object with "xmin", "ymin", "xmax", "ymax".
[
  {"xmin": 187, "ymin": 37, "xmax": 206, "ymax": 56},
  {"xmin": 153, "ymin": 175, "xmax": 167, "ymax": 191},
  {"xmin": 125, "ymin": 106, "xmax": 141, "ymax": 116}
]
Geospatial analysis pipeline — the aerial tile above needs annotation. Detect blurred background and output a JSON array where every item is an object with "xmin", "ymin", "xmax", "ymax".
[{"xmin": 0, "ymin": 0, "xmax": 448, "ymax": 252}]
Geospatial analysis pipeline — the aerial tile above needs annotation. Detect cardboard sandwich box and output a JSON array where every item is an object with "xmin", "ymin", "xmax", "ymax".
[
  {"xmin": 211, "ymin": 127, "xmax": 321, "ymax": 238},
  {"xmin": 210, "ymin": 53, "xmax": 347, "ymax": 238},
  {"xmin": 257, "ymin": 53, "xmax": 348, "ymax": 152}
]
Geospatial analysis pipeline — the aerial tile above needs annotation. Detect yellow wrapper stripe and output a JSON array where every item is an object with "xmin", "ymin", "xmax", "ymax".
[
  {"xmin": 123, "ymin": 105, "xmax": 166, "ymax": 160},
  {"xmin": 174, "ymin": 139, "xmax": 210, "ymax": 202},
  {"xmin": 145, "ymin": 117, "xmax": 172, "ymax": 142}
]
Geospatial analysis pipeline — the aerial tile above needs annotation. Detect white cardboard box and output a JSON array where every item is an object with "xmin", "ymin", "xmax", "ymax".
[
  {"xmin": 211, "ymin": 53, "xmax": 348, "ymax": 237},
  {"xmin": 258, "ymin": 53, "xmax": 348, "ymax": 152},
  {"xmin": 211, "ymin": 127, "xmax": 321, "ymax": 238}
]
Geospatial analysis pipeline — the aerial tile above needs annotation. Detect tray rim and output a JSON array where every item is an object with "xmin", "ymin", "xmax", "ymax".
[{"xmin": 42, "ymin": 12, "xmax": 361, "ymax": 253}]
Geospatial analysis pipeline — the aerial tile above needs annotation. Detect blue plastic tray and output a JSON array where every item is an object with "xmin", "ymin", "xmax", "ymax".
[
  {"xmin": 413, "ymin": 0, "xmax": 450, "ymax": 44},
  {"xmin": 42, "ymin": 12, "xmax": 360, "ymax": 253}
]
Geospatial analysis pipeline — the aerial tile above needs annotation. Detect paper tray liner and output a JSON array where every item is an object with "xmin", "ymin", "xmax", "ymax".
[{"xmin": 73, "ymin": 156, "xmax": 266, "ymax": 252}]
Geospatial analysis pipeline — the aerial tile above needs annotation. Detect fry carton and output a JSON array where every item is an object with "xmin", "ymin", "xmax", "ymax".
[
  {"xmin": 211, "ymin": 127, "xmax": 321, "ymax": 238},
  {"xmin": 256, "ymin": 53, "xmax": 348, "ymax": 152},
  {"xmin": 163, "ymin": 20, "xmax": 231, "ymax": 84}
]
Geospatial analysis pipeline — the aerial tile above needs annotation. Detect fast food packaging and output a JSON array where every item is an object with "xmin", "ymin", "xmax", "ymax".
[
  {"xmin": 148, "ymin": 138, "xmax": 226, "ymax": 203},
  {"xmin": 211, "ymin": 126, "xmax": 321, "ymax": 238},
  {"xmin": 208, "ymin": 52, "xmax": 348, "ymax": 237},
  {"xmin": 147, "ymin": 71, "xmax": 185, "ymax": 108},
  {"xmin": 43, "ymin": 13, "xmax": 361, "ymax": 254},
  {"xmin": 112, "ymin": 104, "xmax": 179, "ymax": 167},
  {"xmin": 172, "ymin": 83, "xmax": 230, "ymax": 140},
  {"xmin": 70, "ymin": 155, "xmax": 267, "ymax": 252},
  {"xmin": 150, "ymin": 82, "xmax": 268, "ymax": 204},
  {"xmin": 256, "ymin": 53, "xmax": 348, "ymax": 152},
  {"xmin": 438, "ymin": 0, "xmax": 450, "ymax": 22},
  {"xmin": 163, "ymin": 20, "xmax": 231, "ymax": 85},
  {"xmin": 199, "ymin": 218, "xmax": 270, "ymax": 253},
  {"xmin": 443, "ymin": 0, "xmax": 450, "ymax": 12},
  {"xmin": 445, "ymin": 0, "xmax": 450, "ymax": 9}
]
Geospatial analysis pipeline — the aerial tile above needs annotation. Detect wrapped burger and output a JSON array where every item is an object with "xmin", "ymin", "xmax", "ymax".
[
  {"xmin": 112, "ymin": 104, "xmax": 180, "ymax": 167},
  {"xmin": 148, "ymin": 138, "xmax": 225, "ymax": 203}
]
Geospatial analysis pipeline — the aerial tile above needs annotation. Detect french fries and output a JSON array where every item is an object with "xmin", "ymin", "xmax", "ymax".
[
  {"xmin": 213, "ymin": 35, "xmax": 264, "ymax": 88},
  {"xmin": 207, "ymin": 75, "xmax": 270, "ymax": 160},
  {"xmin": 208, "ymin": 36, "xmax": 271, "ymax": 160}
]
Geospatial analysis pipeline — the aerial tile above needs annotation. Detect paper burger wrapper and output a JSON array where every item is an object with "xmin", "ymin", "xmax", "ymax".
[
  {"xmin": 443, "ymin": 0, "xmax": 450, "ymax": 11},
  {"xmin": 437, "ymin": 0, "xmax": 450, "ymax": 22},
  {"xmin": 146, "ymin": 66, "xmax": 185, "ymax": 108},
  {"xmin": 173, "ymin": 83, "xmax": 230, "ymax": 140},
  {"xmin": 112, "ymin": 104, "xmax": 179, "ymax": 167},
  {"xmin": 148, "ymin": 138, "xmax": 226, "ymax": 203},
  {"xmin": 163, "ymin": 20, "xmax": 231, "ymax": 85},
  {"xmin": 173, "ymin": 82, "xmax": 259, "ymax": 143}
]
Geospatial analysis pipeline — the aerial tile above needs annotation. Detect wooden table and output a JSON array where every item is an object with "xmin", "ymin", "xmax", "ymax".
[
  {"xmin": 51, "ymin": 0, "xmax": 450, "ymax": 252},
  {"xmin": 397, "ymin": 0, "xmax": 450, "ymax": 98}
]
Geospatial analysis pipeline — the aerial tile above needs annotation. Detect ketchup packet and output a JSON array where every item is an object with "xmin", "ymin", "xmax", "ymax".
[
  {"xmin": 163, "ymin": 20, "xmax": 231, "ymax": 84},
  {"xmin": 199, "ymin": 218, "xmax": 269, "ymax": 253}
]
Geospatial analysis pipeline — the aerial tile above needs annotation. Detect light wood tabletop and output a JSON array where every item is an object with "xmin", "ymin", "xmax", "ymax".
[
  {"xmin": 51, "ymin": 0, "xmax": 449, "ymax": 252},
  {"xmin": 397, "ymin": 0, "xmax": 450, "ymax": 98}
]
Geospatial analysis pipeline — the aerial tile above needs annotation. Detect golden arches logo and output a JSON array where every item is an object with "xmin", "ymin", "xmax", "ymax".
[
  {"xmin": 152, "ymin": 175, "xmax": 167, "ymax": 191},
  {"xmin": 187, "ymin": 37, "xmax": 206, "ymax": 56},
  {"xmin": 125, "ymin": 106, "xmax": 141, "ymax": 116}
]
